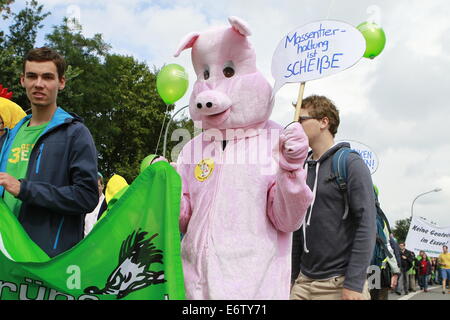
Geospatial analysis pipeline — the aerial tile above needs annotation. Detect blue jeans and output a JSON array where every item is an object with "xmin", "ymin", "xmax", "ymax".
[
  {"xmin": 397, "ymin": 271, "xmax": 409, "ymax": 294},
  {"xmin": 418, "ymin": 275, "xmax": 430, "ymax": 290},
  {"xmin": 441, "ymin": 269, "xmax": 450, "ymax": 280},
  {"xmin": 435, "ymin": 270, "xmax": 442, "ymax": 284}
]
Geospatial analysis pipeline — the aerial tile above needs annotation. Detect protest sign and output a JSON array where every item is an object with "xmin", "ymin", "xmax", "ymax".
[
  {"xmin": 271, "ymin": 20, "xmax": 366, "ymax": 95},
  {"xmin": 405, "ymin": 216, "xmax": 450, "ymax": 258},
  {"xmin": 0, "ymin": 162, "xmax": 185, "ymax": 300},
  {"xmin": 339, "ymin": 140, "xmax": 379, "ymax": 175}
]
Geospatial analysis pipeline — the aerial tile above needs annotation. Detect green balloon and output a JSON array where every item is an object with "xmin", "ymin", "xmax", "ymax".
[
  {"xmin": 357, "ymin": 22, "xmax": 386, "ymax": 59},
  {"xmin": 140, "ymin": 154, "xmax": 158, "ymax": 173},
  {"xmin": 156, "ymin": 64, "xmax": 189, "ymax": 104}
]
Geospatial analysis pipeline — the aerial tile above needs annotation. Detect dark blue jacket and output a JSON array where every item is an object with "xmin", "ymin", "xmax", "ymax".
[{"xmin": 0, "ymin": 107, "xmax": 98, "ymax": 258}]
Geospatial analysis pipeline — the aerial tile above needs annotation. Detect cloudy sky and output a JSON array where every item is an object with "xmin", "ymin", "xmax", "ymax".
[{"xmin": 3, "ymin": 0, "xmax": 450, "ymax": 227}]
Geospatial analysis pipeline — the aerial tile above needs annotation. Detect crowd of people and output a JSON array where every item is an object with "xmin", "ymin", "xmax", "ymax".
[
  {"xmin": 393, "ymin": 243, "xmax": 450, "ymax": 296},
  {"xmin": 1, "ymin": 44, "xmax": 449, "ymax": 300}
]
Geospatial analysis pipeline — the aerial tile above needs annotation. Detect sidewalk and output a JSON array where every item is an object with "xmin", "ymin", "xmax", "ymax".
[{"xmin": 388, "ymin": 285, "xmax": 450, "ymax": 300}]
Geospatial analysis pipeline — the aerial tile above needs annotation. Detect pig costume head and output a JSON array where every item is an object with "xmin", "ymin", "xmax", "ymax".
[{"xmin": 174, "ymin": 17, "xmax": 273, "ymax": 130}]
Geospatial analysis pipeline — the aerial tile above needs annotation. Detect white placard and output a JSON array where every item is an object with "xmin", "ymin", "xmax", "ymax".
[
  {"xmin": 405, "ymin": 217, "xmax": 450, "ymax": 258},
  {"xmin": 271, "ymin": 20, "xmax": 366, "ymax": 94},
  {"xmin": 340, "ymin": 140, "xmax": 379, "ymax": 175}
]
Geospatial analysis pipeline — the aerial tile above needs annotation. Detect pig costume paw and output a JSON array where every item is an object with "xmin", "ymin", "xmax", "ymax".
[{"xmin": 278, "ymin": 122, "xmax": 309, "ymax": 172}]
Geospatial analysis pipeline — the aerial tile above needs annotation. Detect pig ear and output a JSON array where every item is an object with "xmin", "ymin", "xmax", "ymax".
[
  {"xmin": 174, "ymin": 32, "xmax": 200, "ymax": 57},
  {"xmin": 228, "ymin": 16, "xmax": 252, "ymax": 37}
]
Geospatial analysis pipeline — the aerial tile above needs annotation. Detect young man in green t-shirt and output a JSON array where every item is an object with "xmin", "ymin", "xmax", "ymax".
[
  {"xmin": 3, "ymin": 122, "xmax": 49, "ymax": 217},
  {"xmin": 0, "ymin": 47, "xmax": 99, "ymax": 257}
]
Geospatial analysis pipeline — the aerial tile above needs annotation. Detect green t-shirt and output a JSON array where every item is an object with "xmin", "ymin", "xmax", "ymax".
[{"xmin": 4, "ymin": 120, "xmax": 48, "ymax": 217}]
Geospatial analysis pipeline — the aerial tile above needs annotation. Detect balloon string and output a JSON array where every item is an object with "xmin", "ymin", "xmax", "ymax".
[{"xmin": 155, "ymin": 103, "xmax": 171, "ymax": 156}]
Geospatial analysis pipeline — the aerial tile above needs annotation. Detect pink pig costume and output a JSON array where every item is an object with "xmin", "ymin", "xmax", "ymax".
[{"xmin": 174, "ymin": 17, "xmax": 313, "ymax": 300}]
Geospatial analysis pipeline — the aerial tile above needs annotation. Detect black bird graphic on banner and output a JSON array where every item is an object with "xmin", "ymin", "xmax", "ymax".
[{"xmin": 84, "ymin": 229, "xmax": 166, "ymax": 299}]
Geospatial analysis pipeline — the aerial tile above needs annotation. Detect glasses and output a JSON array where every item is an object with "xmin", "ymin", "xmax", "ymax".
[{"xmin": 298, "ymin": 116, "xmax": 321, "ymax": 123}]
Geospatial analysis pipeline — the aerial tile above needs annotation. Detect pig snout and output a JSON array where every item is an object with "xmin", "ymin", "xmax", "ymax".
[{"xmin": 194, "ymin": 90, "xmax": 232, "ymax": 115}]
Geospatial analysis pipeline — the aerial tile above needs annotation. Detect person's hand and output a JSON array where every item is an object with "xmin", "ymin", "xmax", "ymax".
[
  {"xmin": 342, "ymin": 288, "xmax": 365, "ymax": 300},
  {"xmin": 401, "ymin": 255, "xmax": 407, "ymax": 259},
  {"xmin": 391, "ymin": 274, "xmax": 399, "ymax": 289},
  {"xmin": 278, "ymin": 122, "xmax": 309, "ymax": 171},
  {"xmin": 0, "ymin": 173, "xmax": 21, "ymax": 197},
  {"xmin": 151, "ymin": 156, "xmax": 168, "ymax": 164}
]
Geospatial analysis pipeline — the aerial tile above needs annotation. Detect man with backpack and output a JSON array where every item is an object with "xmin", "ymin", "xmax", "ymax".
[
  {"xmin": 408, "ymin": 251, "xmax": 419, "ymax": 292},
  {"xmin": 368, "ymin": 188, "xmax": 401, "ymax": 300},
  {"xmin": 390, "ymin": 234, "xmax": 402, "ymax": 268},
  {"xmin": 290, "ymin": 95, "xmax": 377, "ymax": 300},
  {"xmin": 395, "ymin": 242, "xmax": 414, "ymax": 295}
]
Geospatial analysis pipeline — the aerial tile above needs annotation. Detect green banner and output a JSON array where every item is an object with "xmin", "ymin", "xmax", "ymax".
[{"xmin": 0, "ymin": 161, "xmax": 185, "ymax": 300}]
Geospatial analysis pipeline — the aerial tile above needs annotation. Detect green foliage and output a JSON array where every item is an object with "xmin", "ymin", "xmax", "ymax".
[
  {"xmin": 7, "ymin": 0, "xmax": 49, "ymax": 57},
  {"xmin": 0, "ymin": 0, "xmax": 14, "ymax": 19},
  {"xmin": 392, "ymin": 217, "xmax": 411, "ymax": 243},
  {"xmin": 0, "ymin": 0, "xmax": 49, "ymax": 109},
  {"xmin": 164, "ymin": 113, "xmax": 198, "ymax": 163},
  {"xmin": 92, "ymin": 54, "xmax": 172, "ymax": 181},
  {"xmin": 0, "ymin": 45, "xmax": 23, "ymax": 102},
  {"xmin": 44, "ymin": 18, "xmax": 111, "ymax": 117}
]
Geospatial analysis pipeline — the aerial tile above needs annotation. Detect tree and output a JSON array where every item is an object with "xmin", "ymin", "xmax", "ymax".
[
  {"xmin": 0, "ymin": 0, "xmax": 14, "ymax": 18},
  {"xmin": 92, "ymin": 54, "xmax": 172, "ymax": 181},
  {"xmin": 0, "ymin": 0, "xmax": 50, "ymax": 108},
  {"xmin": 164, "ymin": 113, "xmax": 197, "ymax": 163},
  {"xmin": 392, "ymin": 217, "xmax": 411, "ymax": 243},
  {"xmin": 6, "ymin": 0, "xmax": 49, "ymax": 57},
  {"xmin": 44, "ymin": 17, "xmax": 111, "ymax": 116}
]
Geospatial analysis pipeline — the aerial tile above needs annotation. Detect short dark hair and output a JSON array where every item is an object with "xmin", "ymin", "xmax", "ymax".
[
  {"xmin": 23, "ymin": 47, "xmax": 66, "ymax": 79},
  {"xmin": 300, "ymin": 95, "xmax": 340, "ymax": 137},
  {"xmin": 444, "ymin": 245, "xmax": 448, "ymax": 249}
]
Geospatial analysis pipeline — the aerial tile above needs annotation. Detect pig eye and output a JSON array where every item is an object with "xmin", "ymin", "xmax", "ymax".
[
  {"xmin": 223, "ymin": 67, "xmax": 235, "ymax": 78},
  {"xmin": 203, "ymin": 70, "xmax": 210, "ymax": 80}
]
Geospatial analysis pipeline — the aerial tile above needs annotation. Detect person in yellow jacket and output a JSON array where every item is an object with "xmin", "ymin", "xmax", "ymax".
[
  {"xmin": 438, "ymin": 245, "xmax": 450, "ymax": 294},
  {"xmin": 0, "ymin": 96, "xmax": 27, "ymax": 137},
  {"xmin": 87, "ymin": 155, "xmax": 162, "ymax": 231}
]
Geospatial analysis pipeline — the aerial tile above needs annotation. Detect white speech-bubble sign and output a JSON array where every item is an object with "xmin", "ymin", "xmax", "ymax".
[
  {"xmin": 271, "ymin": 20, "xmax": 366, "ymax": 94},
  {"xmin": 338, "ymin": 139, "xmax": 379, "ymax": 175}
]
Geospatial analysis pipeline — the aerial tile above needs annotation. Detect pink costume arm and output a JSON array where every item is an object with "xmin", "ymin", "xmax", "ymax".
[
  {"xmin": 174, "ymin": 154, "xmax": 192, "ymax": 234},
  {"xmin": 179, "ymin": 182, "xmax": 192, "ymax": 234},
  {"xmin": 267, "ymin": 123, "xmax": 313, "ymax": 232}
]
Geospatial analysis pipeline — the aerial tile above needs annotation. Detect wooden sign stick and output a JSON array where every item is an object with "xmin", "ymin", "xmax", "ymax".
[{"xmin": 294, "ymin": 82, "xmax": 306, "ymax": 122}]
